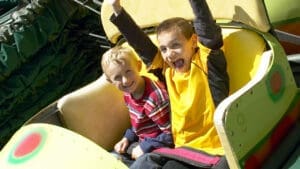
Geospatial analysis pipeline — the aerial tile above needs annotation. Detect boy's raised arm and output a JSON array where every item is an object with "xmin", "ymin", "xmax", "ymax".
[
  {"xmin": 108, "ymin": 0, "xmax": 158, "ymax": 66},
  {"xmin": 108, "ymin": 0, "xmax": 122, "ymax": 15},
  {"xmin": 189, "ymin": 0, "xmax": 223, "ymax": 50}
]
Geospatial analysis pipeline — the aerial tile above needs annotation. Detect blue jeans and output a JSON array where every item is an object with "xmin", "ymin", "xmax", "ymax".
[{"xmin": 111, "ymin": 151, "xmax": 135, "ymax": 167}]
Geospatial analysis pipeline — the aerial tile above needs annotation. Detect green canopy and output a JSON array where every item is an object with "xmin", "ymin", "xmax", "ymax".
[{"xmin": 0, "ymin": 0, "xmax": 107, "ymax": 148}]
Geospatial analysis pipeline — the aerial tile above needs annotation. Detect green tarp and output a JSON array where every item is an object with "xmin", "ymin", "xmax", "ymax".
[
  {"xmin": 0, "ymin": 0, "xmax": 18, "ymax": 16},
  {"xmin": 0, "ymin": 0, "xmax": 106, "ymax": 147}
]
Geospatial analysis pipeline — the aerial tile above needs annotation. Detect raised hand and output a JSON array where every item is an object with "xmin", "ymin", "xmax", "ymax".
[{"xmin": 107, "ymin": 0, "xmax": 122, "ymax": 15}]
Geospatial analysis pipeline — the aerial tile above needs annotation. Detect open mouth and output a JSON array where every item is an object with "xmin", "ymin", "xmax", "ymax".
[
  {"xmin": 123, "ymin": 81, "xmax": 134, "ymax": 90},
  {"xmin": 173, "ymin": 59, "xmax": 185, "ymax": 69}
]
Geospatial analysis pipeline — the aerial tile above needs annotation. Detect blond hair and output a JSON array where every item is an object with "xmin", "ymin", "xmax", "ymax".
[{"xmin": 101, "ymin": 46, "xmax": 138, "ymax": 74}]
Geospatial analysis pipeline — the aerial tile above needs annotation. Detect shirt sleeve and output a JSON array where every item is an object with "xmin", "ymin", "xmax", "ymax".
[
  {"xmin": 147, "ymin": 84, "xmax": 172, "ymax": 134},
  {"xmin": 139, "ymin": 84, "xmax": 173, "ymax": 153},
  {"xmin": 189, "ymin": 0, "xmax": 223, "ymax": 50},
  {"xmin": 124, "ymin": 128, "xmax": 139, "ymax": 143},
  {"xmin": 110, "ymin": 8, "xmax": 158, "ymax": 66},
  {"xmin": 139, "ymin": 132, "xmax": 173, "ymax": 153},
  {"xmin": 189, "ymin": 0, "xmax": 229, "ymax": 106}
]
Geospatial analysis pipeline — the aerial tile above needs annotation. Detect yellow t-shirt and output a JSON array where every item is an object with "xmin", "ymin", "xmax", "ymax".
[{"xmin": 150, "ymin": 47, "xmax": 224, "ymax": 155}]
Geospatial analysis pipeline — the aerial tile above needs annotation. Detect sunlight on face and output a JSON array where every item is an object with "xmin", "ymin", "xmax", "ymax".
[
  {"xmin": 158, "ymin": 29, "xmax": 197, "ymax": 73},
  {"xmin": 105, "ymin": 56, "xmax": 142, "ymax": 94}
]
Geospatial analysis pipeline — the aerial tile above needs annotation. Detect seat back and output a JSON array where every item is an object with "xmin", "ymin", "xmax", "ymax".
[
  {"xmin": 101, "ymin": 0, "xmax": 270, "ymax": 44},
  {"xmin": 222, "ymin": 28, "xmax": 266, "ymax": 94},
  {"xmin": 57, "ymin": 76, "xmax": 131, "ymax": 151}
]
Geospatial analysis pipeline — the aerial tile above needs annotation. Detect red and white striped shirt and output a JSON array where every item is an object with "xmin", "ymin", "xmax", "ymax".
[{"xmin": 124, "ymin": 77, "xmax": 172, "ymax": 152}]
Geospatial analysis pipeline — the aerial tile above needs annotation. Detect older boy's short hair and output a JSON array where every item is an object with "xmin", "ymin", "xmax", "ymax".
[
  {"xmin": 156, "ymin": 17, "xmax": 195, "ymax": 39},
  {"xmin": 101, "ymin": 46, "xmax": 137, "ymax": 73}
]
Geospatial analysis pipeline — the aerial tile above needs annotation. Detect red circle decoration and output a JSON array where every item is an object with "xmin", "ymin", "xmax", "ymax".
[
  {"xmin": 8, "ymin": 128, "xmax": 46, "ymax": 164},
  {"xmin": 270, "ymin": 71, "xmax": 282, "ymax": 94},
  {"xmin": 266, "ymin": 65, "xmax": 285, "ymax": 102},
  {"xmin": 14, "ymin": 132, "xmax": 42, "ymax": 157}
]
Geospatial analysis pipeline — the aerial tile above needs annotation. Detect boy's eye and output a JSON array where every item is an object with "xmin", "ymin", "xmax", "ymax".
[
  {"xmin": 126, "ymin": 70, "xmax": 132, "ymax": 75},
  {"xmin": 160, "ymin": 47, "xmax": 167, "ymax": 53},
  {"xmin": 114, "ymin": 75, "xmax": 122, "ymax": 82},
  {"xmin": 171, "ymin": 43, "xmax": 181, "ymax": 49}
]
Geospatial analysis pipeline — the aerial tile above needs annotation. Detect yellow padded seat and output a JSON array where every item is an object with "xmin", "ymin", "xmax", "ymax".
[
  {"xmin": 57, "ymin": 76, "xmax": 131, "ymax": 151},
  {"xmin": 221, "ymin": 28, "xmax": 266, "ymax": 94}
]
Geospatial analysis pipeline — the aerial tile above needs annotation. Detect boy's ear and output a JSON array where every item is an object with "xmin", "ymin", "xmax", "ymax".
[
  {"xmin": 191, "ymin": 33, "xmax": 198, "ymax": 48},
  {"xmin": 137, "ymin": 60, "xmax": 143, "ymax": 72}
]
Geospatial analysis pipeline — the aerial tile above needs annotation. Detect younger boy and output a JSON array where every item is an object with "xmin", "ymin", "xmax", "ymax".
[{"xmin": 101, "ymin": 46, "xmax": 173, "ymax": 166}]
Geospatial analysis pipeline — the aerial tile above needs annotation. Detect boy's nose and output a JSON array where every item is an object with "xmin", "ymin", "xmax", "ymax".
[
  {"xmin": 122, "ymin": 76, "xmax": 130, "ymax": 85},
  {"xmin": 166, "ymin": 49, "xmax": 175, "ymax": 59}
]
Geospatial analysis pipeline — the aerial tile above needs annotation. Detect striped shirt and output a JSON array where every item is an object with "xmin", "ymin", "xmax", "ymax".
[{"xmin": 124, "ymin": 77, "xmax": 173, "ymax": 152}]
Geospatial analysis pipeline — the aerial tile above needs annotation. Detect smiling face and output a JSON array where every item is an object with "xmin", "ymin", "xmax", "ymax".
[
  {"xmin": 101, "ymin": 47, "xmax": 143, "ymax": 95},
  {"xmin": 106, "ymin": 58, "xmax": 141, "ymax": 94},
  {"xmin": 157, "ymin": 17, "xmax": 197, "ymax": 73}
]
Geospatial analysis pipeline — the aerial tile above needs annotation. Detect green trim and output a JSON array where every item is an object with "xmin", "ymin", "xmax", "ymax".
[
  {"xmin": 271, "ymin": 18, "xmax": 300, "ymax": 27},
  {"xmin": 239, "ymin": 92, "xmax": 300, "ymax": 165},
  {"xmin": 264, "ymin": 0, "xmax": 300, "ymax": 27},
  {"xmin": 8, "ymin": 128, "xmax": 47, "ymax": 164}
]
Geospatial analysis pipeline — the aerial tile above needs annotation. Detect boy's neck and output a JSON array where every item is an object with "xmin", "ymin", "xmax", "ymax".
[{"xmin": 131, "ymin": 77, "xmax": 145, "ymax": 100}]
